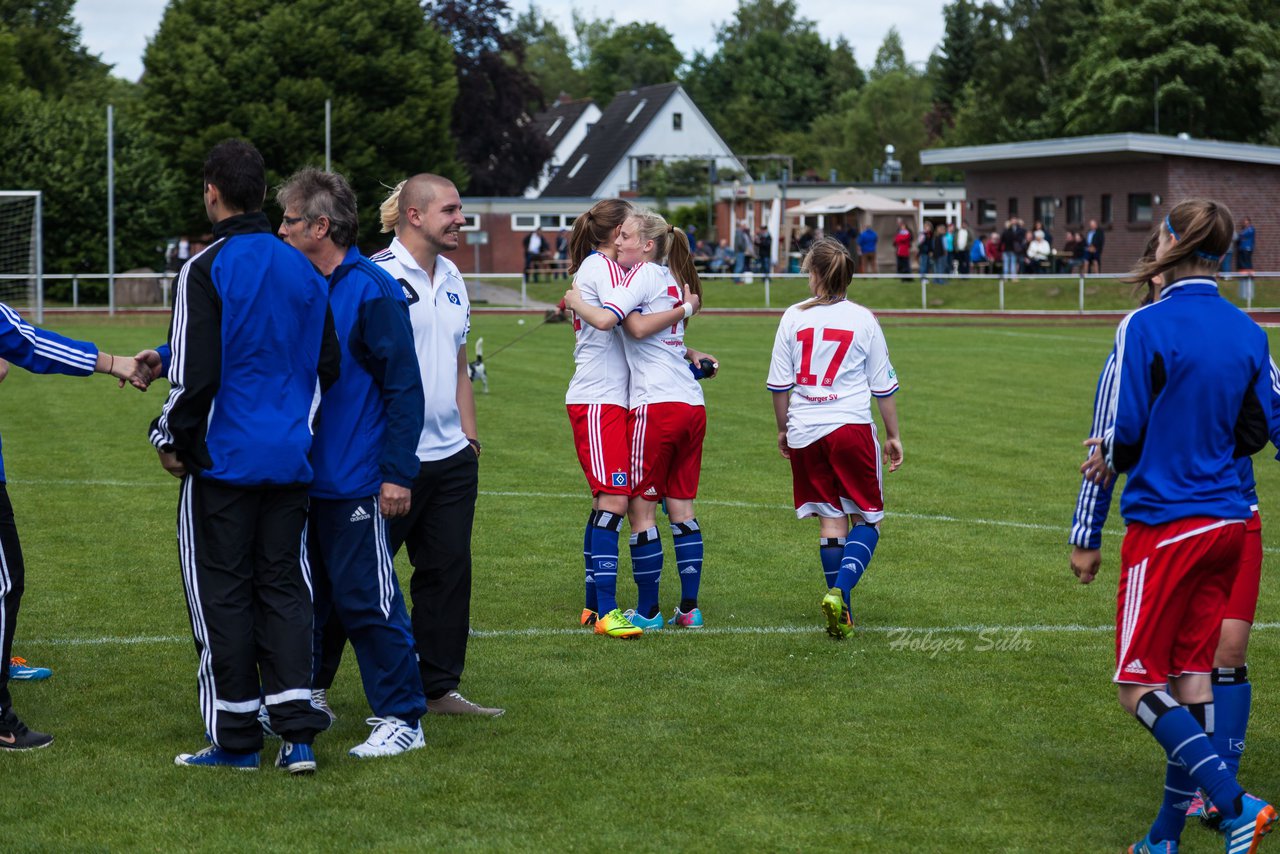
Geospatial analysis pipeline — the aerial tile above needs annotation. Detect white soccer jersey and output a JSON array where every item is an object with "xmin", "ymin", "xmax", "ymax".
[
  {"xmin": 603, "ymin": 262, "xmax": 703, "ymax": 407},
  {"xmin": 766, "ymin": 299, "xmax": 898, "ymax": 448},
  {"xmin": 370, "ymin": 238, "xmax": 471, "ymax": 462},
  {"xmin": 565, "ymin": 252, "xmax": 630, "ymax": 407}
]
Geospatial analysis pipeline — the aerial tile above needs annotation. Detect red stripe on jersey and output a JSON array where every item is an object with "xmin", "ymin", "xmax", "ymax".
[{"xmin": 621, "ymin": 261, "xmax": 647, "ymax": 288}]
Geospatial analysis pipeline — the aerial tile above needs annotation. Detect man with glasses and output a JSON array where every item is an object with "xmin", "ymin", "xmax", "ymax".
[{"xmin": 276, "ymin": 168, "xmax": 429, "ymax": 757}]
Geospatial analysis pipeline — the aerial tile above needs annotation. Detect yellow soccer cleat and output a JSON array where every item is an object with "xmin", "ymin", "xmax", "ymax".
[
  {"xmin": 594, "ymin": 608, "xmax": 643, "ymax": 639},
  {"xmin": 821, "ymin": 589, "xmax": 853, "ymax": 640}
]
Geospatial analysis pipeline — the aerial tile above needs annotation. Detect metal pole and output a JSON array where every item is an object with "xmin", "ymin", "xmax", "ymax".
[
  {"xmin": 921, "ymin": 275, "xmax": 927, "ymax": 310},
  {"xmin": 107, "ymin": 104, "xmax": 116, "ymax": 316},
  {"xmin": 764, "ymin": 275, "xmax": 770, "ymax": 309},
  {"xmin": 33, "ymin": 193, "xmax": 43, "ymax": 323},
  {"xmin": 72, "ymin": 274, "xmax": 79, "ymax": 308},
  {"xmin": 999, "ymin": 276, "xmax": 1005, "ymax": 311},
  {"xmin": 1079, "ymin": 273, "xmax": 1085, "ymax": 313},
  {"xmin": 325, "ymin": 99, "xmax": 331, "ymax": 172}
]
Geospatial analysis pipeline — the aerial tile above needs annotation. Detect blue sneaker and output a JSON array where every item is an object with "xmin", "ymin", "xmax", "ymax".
[
  {"xmin": 668, "ymin": 607, "xmax": 704, "ymax": 628},
  {"xmin": 9, "ymin": 658, "xmax": 51, "ymax": 681},
  {"xmin": 275, "ymin": 741, "xmax": 316, "ymax": 775},
  {"xmin": 175, "ymin": 744, "xmax": 259, "ymax": 770},
  {"xmin": 1219, "ymin": 794, "xmax": 1277, "ymax": 854},
  {"xmin": 624, "ymin": 608, "xmax": 664, "ymax": 631},
  {"xmin": 1128, "ymin": 834, "xmax": 1177, "ymax": 853}
]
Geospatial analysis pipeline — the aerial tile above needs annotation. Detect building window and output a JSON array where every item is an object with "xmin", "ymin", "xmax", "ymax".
[
  {"xmin": 1066, "ymin": 195, "xmax": 1083, "ymax": 225},
  {"xmin": 567, "ymin": 154, "xmax": 588, "ymax": 178},
  {"xmin": 1101, "ymin": 194, "xmax": 1112, "ymax": 225},
  {"xmin": 1034, "ymin": 196, "xmax": 1055, "ymax": 230},
  {"xmin": 540, "ymin": 214, "xmax": 560, "ymax": 229},
  {"xmin": 511, "ymin": 214, "xmax": 575, "ymax": 232},
  {"xmin": 626, "ymin": 99, "xmax": 647, "ymax": 124},
  {"xmin": 545, "ymin": 117, "xmax": 563, "ymax": 138},
  {"xmin": 978, "ymin": 199, "xmax": 997, "ymax": 226},
  {"xmin": 672, "ymin": 112, "xmax": 683, "ymax": 131},
  {"xmin": 512, "ymin": 214, "xmax": 537, "ymax": 230},
  {"xmin": 1128, "ymin": 193, "xmax": 1154, "ymax": 224},
  {"xmin": 1008, "ymin": 197, "xmax": 1019, "ymax": 218},
  {"xmin": 460, "ymin": 214, "xmax": 479, "ymax": 232}
]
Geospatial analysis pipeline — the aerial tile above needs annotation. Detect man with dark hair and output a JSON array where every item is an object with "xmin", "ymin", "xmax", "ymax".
[
  {"xmin": 1084, "ymin": 218, "xmax": 1105, "ymax": 274},
  {"xmin": 276, "ymin": 167, "xmax": 429, "ymax": 758},
  {"xmin": 150, "ymin": 139, "xmax": 339, "ymax": 773}
]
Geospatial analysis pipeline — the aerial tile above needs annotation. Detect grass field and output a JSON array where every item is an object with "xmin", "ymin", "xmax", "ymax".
[{"xmin": 6, "ymin": 312, "xmax": 1280, "ymax": 852}]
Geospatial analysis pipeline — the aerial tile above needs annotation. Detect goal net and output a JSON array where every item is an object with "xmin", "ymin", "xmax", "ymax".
[{"xmin": 0, "ymin": 191, "xmax": 40, "ymax": 313}]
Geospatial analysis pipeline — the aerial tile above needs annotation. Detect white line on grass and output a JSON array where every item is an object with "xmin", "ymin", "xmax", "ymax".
[
  {"xmin": 24, "ymin": 622, "xmax": 1280, "ymax": 645},
  {"xmin": 14, "ymin": 481, "xmax": 1280, "ymax": 552}
]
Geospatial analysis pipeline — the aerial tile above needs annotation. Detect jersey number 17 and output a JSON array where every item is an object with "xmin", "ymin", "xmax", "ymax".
[{"xmin": 796, "ymin": 327, "xmax": 853, "ymax": 387}]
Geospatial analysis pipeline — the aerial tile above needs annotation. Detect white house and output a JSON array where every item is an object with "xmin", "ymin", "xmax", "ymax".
[
  {"xmin": 538, "ymin": 83, "xmax": 742, "ymax": 198},
  {"xmin": 525, "ymin": 96, "xmax": 603, "ymax": 199}
]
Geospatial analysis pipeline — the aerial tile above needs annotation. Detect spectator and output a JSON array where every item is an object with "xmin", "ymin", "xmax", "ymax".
[
  {"xmin": 1033, "ymin": 219, "xmax": 1053, "ymax": 248},
  {"xmin": 954, "ymin": 220, "xmax": 971, "ymax": 275},
  {"xmin": 969, "ymin": 230, "xmax": 989, "ymax": 273},
  {"xmin": 1001, "ymin": 218, "xmax": 1026, "ymax": 280},
  {"xmin": 856, "ymin": 224, "xmax": 878, "ymax": 274},
  {"xmin": 1083, "ymin": 219, "xmax": 1104, "ymax": 274},
  {"xmin": 1026, "ymin": 229, "xmax": 1051, "ymax": 272},
  {"xmin": 1238, "ymin": 216, "xmax": 1255, "ymax": 273},
  {"xmin": 893, "ymin": 219, "xmax": 913, "ymax": 280},
  {"xmin": 733, "ymin": 223, "xmax": 753, "ymax": 282},
  {"xmin": 918, "ymin": 222, "xmax": 934, "ymax": 277},
  {"xmin": 931, "ymin": 224, "xmax": 950, "ymax": 284},
  {"xmin": 555, "ymin": 228, "xmax": 569, "ymax": 280},
  {"xmin": 710, "ymin": 239, "xmax": 734, "ymax": 274},
  {"xmin": 985, "ymin": 232, "xmax": 1002, "ymax": 270},
  {"xmin": 754, "ymin": 226, "xmax": 772, "ymax": 278},
  {"xmin": 798, "ymin": 227, "xmax": 817, "ymax": 253},
  {"xmin": 523, "ymin": 229, "xmax": 545, "ymax": 283}
]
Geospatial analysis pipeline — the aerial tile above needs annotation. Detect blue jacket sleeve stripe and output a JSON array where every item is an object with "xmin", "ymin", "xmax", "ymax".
[
  {"xmin": 0, "ymin": 303, "xmax": 96, "ymax": 374},
  {"xmin": 1071, "ymin": 350, "xmax": 1118, "ymax": 548}
]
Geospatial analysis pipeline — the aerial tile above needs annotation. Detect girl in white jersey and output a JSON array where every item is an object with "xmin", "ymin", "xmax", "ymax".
[
  {"xmin": 565, "ymin": 209, "xmax": 714, "ymax": 631},
  {"xmin": 766, "ymin": 237, "xmax": 903, "ymax": 639},
  {"xmin": 564, "ymin": 200, "xmax": 694, "ymax": 639}
]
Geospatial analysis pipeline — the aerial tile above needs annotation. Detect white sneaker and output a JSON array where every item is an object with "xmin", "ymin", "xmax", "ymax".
[
  {"xmin": 311, "ymin": 688, "xmax": 336, "ymax": 724},
  {"xmin": 348, "ymin": 716, "xmax": 425, "ymax": 758}
]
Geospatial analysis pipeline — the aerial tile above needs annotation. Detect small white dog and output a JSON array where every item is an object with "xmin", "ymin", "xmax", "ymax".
[{"xmin": 468, "ymin": 337, "xmax": 488, "ymax": 393}]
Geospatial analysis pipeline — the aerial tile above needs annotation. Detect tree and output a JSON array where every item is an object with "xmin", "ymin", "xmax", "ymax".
[
  {"xmin": 142, "ymin": 0, "xmax": 460, "ymax": 249},
  {"xmin": 683, "ymin": 0, "xmax": 857, "ymax": 155},
  {"xmin": 1059, "ymin": 0, "xmax": 1278, "ymax": 141},
  {"xmin": 0, "ymin": 0, "xmax": 109, "ymax": 96},
  {"xmin": 585, "ymin": 22, "xmax": 683, "ymax": 104},
  {"xmin": 427, "ymin": 0, "xmax": 550, "ymax": 196},
  {"xmin": 512, "ymin": 4, "xmax": 585, "ymax": 103},
  {"xmin": 933, "ymin": 0, "xmax": 978, "ymax": 112},
  {"xmin": 871, "ymin": 27, "xmax": 909, "ymax": 80}
]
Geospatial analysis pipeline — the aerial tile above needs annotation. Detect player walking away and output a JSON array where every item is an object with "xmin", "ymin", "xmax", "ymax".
[
  {"xmin": 765, "ymin": 237, "xmax": 902, "ymax": 639},
  {"xmin": 0, "ymin": 318, "xmax": 144, "ymax": 751},
  {"xmin": 355, "ymin": 174, "xmax": 501, "ymax": 717},
  {"xmin": 151, "ymin": 140, "xmax": 339, "ymax": 773},
  {"xmin": 1071, "ymin": 198, "xmax": 1277, "ymax": 853},
  {"xmin": 1071, "ymin": 228, "xmax": 1280, "ymax": 842},
  {"xmin": 560, "ymin": 198, "xmax": 640, "ymax": 638},
  {"xmin": 564, "ymin": 209, "xmax": 714, "ymax": 632},
  {"xmin": 276, "ymin": 168, "xmax": 429, "ymax": 758}
]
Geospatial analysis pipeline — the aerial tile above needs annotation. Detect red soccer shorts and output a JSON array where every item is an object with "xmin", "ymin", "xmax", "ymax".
[
  {"xmin": 629, "ymin": 402, "xmax": 706, "ymax": 501},
  {"xmin": 1114, "ymin": 516, "xmax": 1246, "ymax": 686},
  {"xmin": 788, "ymin": 423, "xmax": 884, "ymax": 523},
  {"xmin": 566, "ymin": 403, "xmax": 632, "ymax": 496},
  {"xmin": 1224, "ymin": 510, "xmax": 1262, "ymax": 623}
]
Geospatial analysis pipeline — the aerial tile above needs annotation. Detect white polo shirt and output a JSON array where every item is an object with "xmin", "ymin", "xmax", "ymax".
[{"xmin": 371, "ymin": 238, "xmax": 471, "ymax": 462}]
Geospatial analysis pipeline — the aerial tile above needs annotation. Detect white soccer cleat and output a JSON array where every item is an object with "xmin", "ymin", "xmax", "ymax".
[{"xmin": 348, "ymin": 716, "xmax": 425, "ymax": 759}]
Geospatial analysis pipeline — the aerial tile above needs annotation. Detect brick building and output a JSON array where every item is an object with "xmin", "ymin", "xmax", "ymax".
[{"xmin": 921, "ymin": 133, "xmax": 1280, "ymax": 273}]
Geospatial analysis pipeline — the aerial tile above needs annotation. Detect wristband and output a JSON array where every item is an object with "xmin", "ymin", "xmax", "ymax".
[{"xmin": 681, "ymin": 302, "xmax": 694, "ymax": 319}]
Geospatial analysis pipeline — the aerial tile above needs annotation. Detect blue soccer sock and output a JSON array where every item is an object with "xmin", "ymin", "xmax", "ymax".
[
  {"xmin": 583, "ymin": 511, "xmax": 597, "ymax": 614},
  {"xmin": 1137, "ymin": 690, "xmax": 1243, "ymax": 831},
  {"xmin": 630, "ymin": 526, "xmax": 663, "ymax": 619},
  {"xmin": 836, "ymin": 524, "xmax": 879, "ymax": 609},
  {"xmin": 590, "ymin": 511, "xmax": 623, "ymax": 615},
  {"xmin": 1212, "ymin": 666, "xmax": 1251, "ymax": 779},
  {"xmin": 819, "ymin": 537, "xmax": 844, "ymax": 590},
  {"xmin": 1147, "ymin": 700, "xmax": 1215, "ymax": 844},
  {"xmin": 671, "ymin": 518, "xmax": 703, "ymax": 612}
]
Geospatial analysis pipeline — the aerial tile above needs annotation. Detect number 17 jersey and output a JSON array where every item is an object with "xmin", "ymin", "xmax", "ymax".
[{"xmin": 766, "ymin": 299, "xmax": 898, "ymax": 449}]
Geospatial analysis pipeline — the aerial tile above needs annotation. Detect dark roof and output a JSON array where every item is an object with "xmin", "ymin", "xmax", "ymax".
[
  {"xmin": 922, "ymin": 133, "xmax": 1280, "ymax": 170},
  {"xmin": 541, "ymin": 83, "xmax": 681, "ymax": 197},
  {"xmin": 531, "ymin": 97, "xmax": 595, "ymax": 156}
]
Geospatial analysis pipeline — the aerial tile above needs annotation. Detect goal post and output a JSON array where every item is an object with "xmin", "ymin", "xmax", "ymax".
[{"xmin": 0, "ymin": 191, "xmax": 42, "ymax": 322}]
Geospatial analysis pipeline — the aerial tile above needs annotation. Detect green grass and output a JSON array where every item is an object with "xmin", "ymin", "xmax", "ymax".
[
  {"xmin": 489, "ymin": 274, "xmax": 1280, "ymax": 313},
  {"xmin": 5, "ymin": 313, "xmax": 1280, "ymax": 852}
]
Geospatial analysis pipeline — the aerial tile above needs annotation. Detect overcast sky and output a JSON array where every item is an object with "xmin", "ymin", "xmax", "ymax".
[{"xmin": 74, "ymin": 0, "xmax": 948, "ymax": 83}]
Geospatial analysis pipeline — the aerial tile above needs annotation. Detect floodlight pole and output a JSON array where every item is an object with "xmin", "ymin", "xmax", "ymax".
[
  {"xmin": 34, "ymin": 193, "xmax": 43, "ymax": 324},
  {"xmin": 325, "ymin": 99, "xmax": 332, "ymax": 172},
  {"xmin": 107, "ymin": 104, "xmax": 115, "ymax": 316}
]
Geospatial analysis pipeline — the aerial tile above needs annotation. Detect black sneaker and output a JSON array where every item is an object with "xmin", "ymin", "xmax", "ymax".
[{"xmin": 0, "ymin": 709, "xmax": 53, "ymax": 751}]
